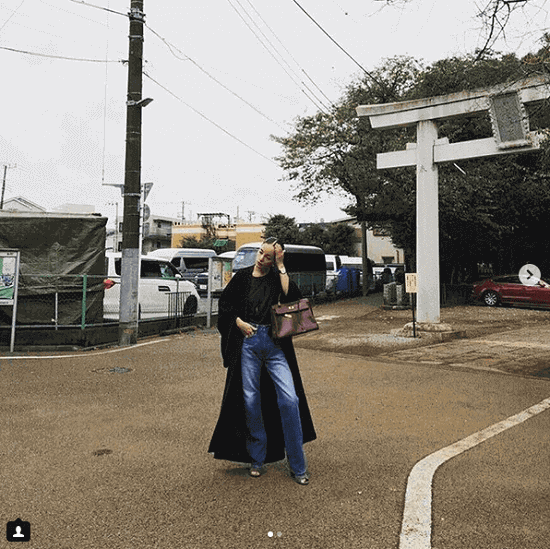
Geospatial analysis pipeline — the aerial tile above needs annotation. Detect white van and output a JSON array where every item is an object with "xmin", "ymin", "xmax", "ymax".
[
  {"xmin": 103, "ymin": 252, "xmax": 200, "ymax": 320},
  {"xmin": 325, "ymin": 254, "xmax": 344, "ymax": 293},
  {"xmin": 147, "ymin": 248, "xmax": 216, "ymax": 281}
]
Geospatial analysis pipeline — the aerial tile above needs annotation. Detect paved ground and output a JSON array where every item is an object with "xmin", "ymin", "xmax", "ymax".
[
  {"xmin": 303, "ymin": 293, "xmax": 550, "ymax": 379},
  {"xmin": 1, "ymin": 295, "xmax": 549, "ymax": 548}
]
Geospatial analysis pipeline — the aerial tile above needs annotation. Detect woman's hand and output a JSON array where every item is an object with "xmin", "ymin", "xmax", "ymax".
[
  {"xmin": 236, "ymin": 317, "xmax": 257, "ymax": 338},
  {"xmin": 274, "ymin": 243, "xmax": 285, "ymax": 271},
  {"xmin": 274, "ymin": 243, "xmax": 289, "ymax": 295}
]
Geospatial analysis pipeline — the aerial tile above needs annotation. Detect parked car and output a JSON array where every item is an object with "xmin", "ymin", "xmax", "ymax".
[
  {"xmin": 147, "ymin": 248, "xmax": 216, "ymax": 282},
  {"xmin": 103, "ymin": 252, "xmax": 200, "ymax": 320},
  {"xmin": 473, "ymin": 274, "xmax": 550, "ymax": 307}
]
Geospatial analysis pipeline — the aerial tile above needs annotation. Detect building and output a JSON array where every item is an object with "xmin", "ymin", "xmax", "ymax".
[
  {"xmin": 142, "ymin": 215, "xmax": 179, "ymax": 254},
  {"xmin": 171, "ymin": 220, "xmax": 264, "ymax": 251},
  {"xmin": 172, "ymin": 217, "xmax": 404, "ymax": 264},
  {"xmin": 1, "ymin": 197, "xmax": 46, "ymax": 213},
  {"xmin": 327, "ymin": 217, "xmax": 405, "ymax": 265},
  {"xmin": 107, "ymin": 214, "xmax": 180, "ymax": 254}
]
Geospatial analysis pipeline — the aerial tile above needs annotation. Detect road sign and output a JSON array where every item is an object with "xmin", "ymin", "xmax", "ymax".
[
  {"xmin": 405, "ymin": 273, "xmax": 418, "ymax": 294},
  {"xmin": 143, "ymin": 182, "xmax": 153, "ymax": 202},
  {"xmin": 142, "ymin": 204, "xmax": 150, "ymax": 222}
]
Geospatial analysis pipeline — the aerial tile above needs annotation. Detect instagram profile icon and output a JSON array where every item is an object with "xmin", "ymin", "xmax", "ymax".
[{"xmin": 6, "ymin": 518, "xmax": 31, "ymax": 542}]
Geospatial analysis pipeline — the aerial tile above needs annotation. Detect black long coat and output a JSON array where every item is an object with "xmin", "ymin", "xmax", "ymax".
[{"xmin": 208, "ymin": 266, "xmax": 317, "ymax": 464}]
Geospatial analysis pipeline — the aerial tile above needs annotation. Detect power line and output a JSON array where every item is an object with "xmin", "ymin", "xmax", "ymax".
[
  {"xmin": 143, "ymin": 71, "xmax": 279, "ymax": 166},
  {"xmin": 291, "ymin": 0, "xmax": 390, "ymax": 94},
  {"xmin": 67, "ymin": 0, "xmax": 127, "ymax": 18},
  {"xmin": 39, "ymin": 0, "xmax": 110, "ymax": 27},
  {"xmin": 144, "ymin": 23, "xmax": 288, "ymax": 131},
  {"xmin": 226, "ymin": 0, "xmax": 331, "ymax": 113},
  {"xmin": 241, "ymin": 0, "xmax": 334, "ymax": 108},
  {"xmin": 0, "ymin": 45, "xmax": 123, "ymax": 62},
  {"xmin": 101, "ymin": 0, "xmax": 111, "ymax": 186},
  {"xmin": 0, "ymin": 0, "xmax": 26, "ymax": 35}
]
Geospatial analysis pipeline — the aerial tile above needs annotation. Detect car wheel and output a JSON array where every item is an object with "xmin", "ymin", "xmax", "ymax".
[
  {"xmin": 183, "ymin": 295, "xmax": 198, "ymax": 316},
  {"xmin": 483, "ymin": 290, "xmax": 499, "ymax": 307}
]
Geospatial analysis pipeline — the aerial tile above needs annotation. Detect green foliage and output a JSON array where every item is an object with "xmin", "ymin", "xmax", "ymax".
[
  {"xmin": 272, "ymin": 56, "xmax": 419, "ymax": 215},
  {"xmin": 263, "ymin": 214, "xmax": 357, "ymax": 256},
  {"xmin": 274, "ymin": 43, "xmax": 550, "ymax": 282},
  {"xmin": 178, "ymin": 236, "xmax": 216, "ymax": 249},
  {"xmin": 324, "ymin": 224, "xmax": 356, "ymax": 256},
  {"xmin": 263, "ymin": 215, "xmax": 301, "ymax": 244}
]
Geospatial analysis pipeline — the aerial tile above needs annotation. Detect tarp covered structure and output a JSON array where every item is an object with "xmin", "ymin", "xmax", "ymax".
[{"xmin": 0, "ymin": 212, "xmax": 107, "ymax": 325}]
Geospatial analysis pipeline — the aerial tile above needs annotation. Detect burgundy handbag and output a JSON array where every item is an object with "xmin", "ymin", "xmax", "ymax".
[{"xmin": 271, "ymin": 297, "xmax": 319, "ymax": 339}]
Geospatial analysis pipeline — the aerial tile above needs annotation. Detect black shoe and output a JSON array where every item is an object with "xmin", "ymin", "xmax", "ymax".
[
  {"xmin": 290, "ymin": 472, "xmax": 309, "ymax": 485},
  {"xmin": 249, "ymin": 466, "xmax": 262, "ymax": 478}
]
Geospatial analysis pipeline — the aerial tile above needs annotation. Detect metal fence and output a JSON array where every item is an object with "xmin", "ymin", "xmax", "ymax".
[{"xmin": 0, "ymin": 274, "xmax": 197, "ymax": 329}]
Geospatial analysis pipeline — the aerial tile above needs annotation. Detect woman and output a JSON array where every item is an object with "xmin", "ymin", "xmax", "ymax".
[{"xmin": 208, "ymin": 237, "xmax": 316, "ymax": 485}]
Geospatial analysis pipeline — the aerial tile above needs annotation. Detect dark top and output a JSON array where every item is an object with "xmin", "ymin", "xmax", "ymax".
[{"xmin": 246, "ymin": 274, "xmax": 276, "ymax": 325}]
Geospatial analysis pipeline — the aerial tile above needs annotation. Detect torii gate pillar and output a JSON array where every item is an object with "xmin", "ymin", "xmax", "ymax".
[
  {"xmin": 416, "ymin": 120, "xmax": 440, "ymax": 323},
  {"xmin": 356, "ymin": 75, "xmax": 550, "ymax": 330}
]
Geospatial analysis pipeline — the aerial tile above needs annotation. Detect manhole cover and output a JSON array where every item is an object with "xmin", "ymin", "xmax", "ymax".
[
  {"xmin": 92, "ymin": 448, "xmax": 113, "ymax": 456},
  {"xmin": 92, "ymin": 367, "xmax": 133, "ymax": 374}
]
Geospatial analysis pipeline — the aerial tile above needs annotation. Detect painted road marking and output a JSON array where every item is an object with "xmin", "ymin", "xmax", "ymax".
[
  {"xmin": 399, "ymin": 396, "xmax": 550, "ymax": 549},
  {"xmin": 0, "ymin": 335, "xmax": 181, "ymax": 360}
]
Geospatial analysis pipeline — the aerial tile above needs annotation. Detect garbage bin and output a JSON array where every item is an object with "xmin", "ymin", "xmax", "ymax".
[{"xmin": 336, "ymin": 267, "xmax": 352, "ymax": 293}]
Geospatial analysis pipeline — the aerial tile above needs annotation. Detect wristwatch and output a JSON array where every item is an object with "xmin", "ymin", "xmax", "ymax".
[{"xmin": 278, "ymin": 268, "xmax": 287, "ymax": 275}]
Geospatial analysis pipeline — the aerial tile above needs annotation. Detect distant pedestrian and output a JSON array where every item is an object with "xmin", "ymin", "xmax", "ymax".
[{"xmin": 208, "ymin": 237, "xmax": 316, "ymax": 485}]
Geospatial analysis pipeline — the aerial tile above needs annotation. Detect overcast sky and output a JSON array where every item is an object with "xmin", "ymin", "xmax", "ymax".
[{"xmin": 0, "ymin": 0, "xmax": 548, "ymax": 226}]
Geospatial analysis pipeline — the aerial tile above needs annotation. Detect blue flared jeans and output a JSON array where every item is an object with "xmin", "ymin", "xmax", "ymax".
[{"xmin": 241, "ymin": 324, "xmax": 307, "ymax": 476}]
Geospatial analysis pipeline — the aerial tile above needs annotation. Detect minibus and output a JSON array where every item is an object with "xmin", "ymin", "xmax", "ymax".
[{"xmin": 233, "ymin": 242, "xmax": 326, "ymax": 296}]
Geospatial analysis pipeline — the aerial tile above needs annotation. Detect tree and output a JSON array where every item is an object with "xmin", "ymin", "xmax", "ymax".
[
  {"xmin": 272, "ymin": 56, "xmax": 420, "ymax": 289},
  {"xmin": 299, "ymin": 224, "xmax": 326, "ymax": 250},
  {"xmin": 178, "ymin": 236, "xmax": 216, "ymax": 249},
  {"xmin": 374, "ymin": 0, "xmax": 539, "ymax": 61},
  {"xmin": 408, "ymin": 50, "xmax": 550, "ymax": 280},
  {"xmin": 325, "ymin": 224, "xmax": 357, "ymax": 256},
  {"xmin": 275, "ymin": 45, "xmax": 550, "ymax": 283},
  {"xmin": 262, "ymin": 214, "xmax": 301, "ymax": 244},
  {"xmin": 299, "ymin": 223, "xmax": 357, "ymax": 256}
]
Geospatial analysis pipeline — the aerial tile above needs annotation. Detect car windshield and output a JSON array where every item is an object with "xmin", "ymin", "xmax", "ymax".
[
  {"xmin": 233, "ymin": 249, "xmax": 257, "ymax": 271},
  {"xmin": 114, "ymin": 258, "xmax": 179, "ymax": 279},
  {"xmin": 184, "ymin": 257, "xmax": 210, "ymax": 270}
]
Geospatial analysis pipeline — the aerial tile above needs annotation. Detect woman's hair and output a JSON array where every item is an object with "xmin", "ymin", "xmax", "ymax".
[{"xmin": 264, "ymin": 236, "xmax": 284, "ymax": 250}]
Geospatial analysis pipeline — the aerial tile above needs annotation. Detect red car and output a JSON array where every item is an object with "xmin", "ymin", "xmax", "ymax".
[{"xmin": 472, "ymin": 275, "xmax": 550, "ymax": 307}]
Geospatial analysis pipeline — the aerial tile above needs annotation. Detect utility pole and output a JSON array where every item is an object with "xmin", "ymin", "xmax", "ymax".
[
  {"xmin": 361, "ymin": 220, "xmax": 369, "ymax": 296},
  {"xmin": 119, "ymin": 0, "xmax": 148, "ymax": 346},
  {"xmin": 0, "ymin": 164, "xmax": 16, "ymax": 209}
]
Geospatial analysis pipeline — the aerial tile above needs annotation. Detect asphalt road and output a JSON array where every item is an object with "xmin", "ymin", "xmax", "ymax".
[{"xmin": 1, "ymin": 323, "xmax": 549, "ymax": 548}]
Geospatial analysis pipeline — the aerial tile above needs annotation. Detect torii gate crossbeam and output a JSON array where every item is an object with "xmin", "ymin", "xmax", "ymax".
[{"xmin": 356, "ymin": 75, "xmax": 550, "ymax": 329}]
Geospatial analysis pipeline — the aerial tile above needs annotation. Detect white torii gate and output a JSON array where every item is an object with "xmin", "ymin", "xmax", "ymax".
[{"xmin": 356, "ymin": 75, "xmax": 550, "ymax": 330}]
